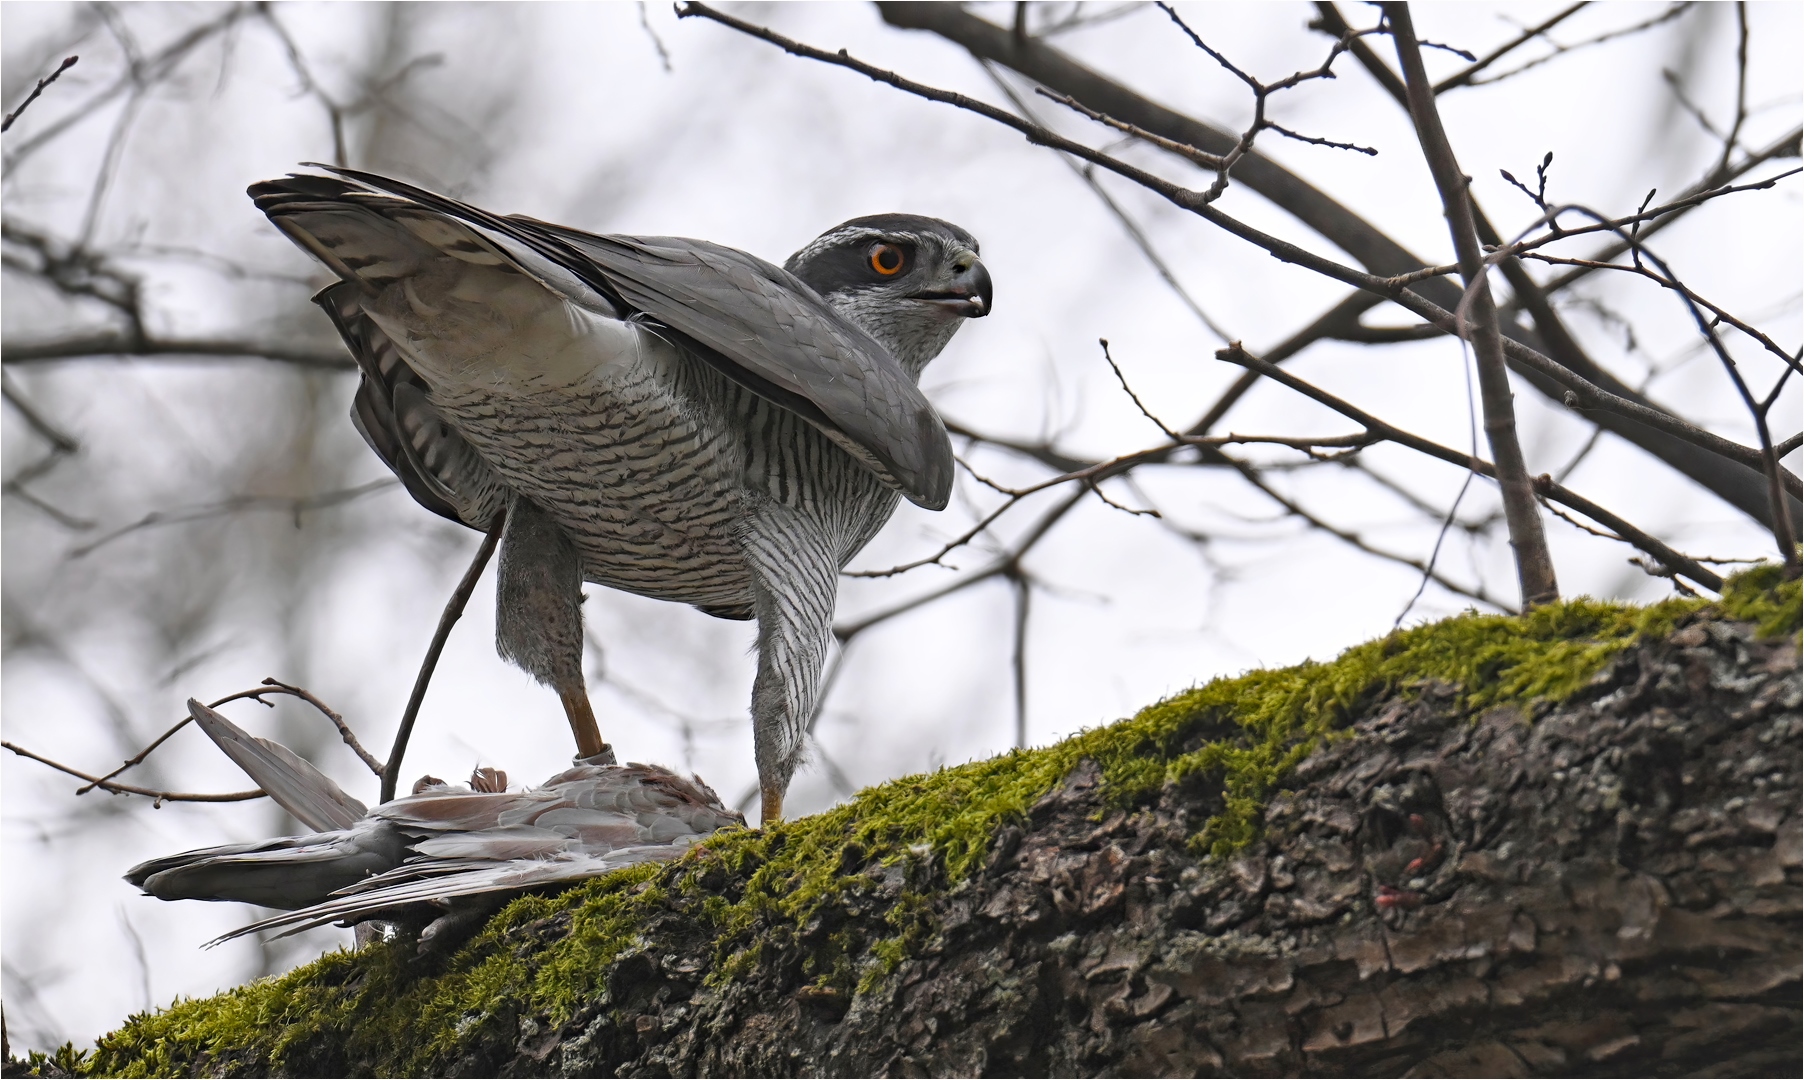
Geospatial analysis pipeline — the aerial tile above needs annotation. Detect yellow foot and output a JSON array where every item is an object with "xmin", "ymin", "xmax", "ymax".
[{"xmin": 759, "ymin": 785, "xmax": 784, "ymax": 828}]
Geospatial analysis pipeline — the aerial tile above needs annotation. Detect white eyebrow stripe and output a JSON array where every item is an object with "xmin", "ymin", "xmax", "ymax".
[{"xmin": 790, "ymin": 229, "xmax": 936, "ymax": 265}]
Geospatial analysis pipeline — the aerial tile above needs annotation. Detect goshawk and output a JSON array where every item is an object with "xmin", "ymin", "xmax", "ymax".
[{"xmin": 249, "ymin": 167, "xmax": 991, "ymax": 822}]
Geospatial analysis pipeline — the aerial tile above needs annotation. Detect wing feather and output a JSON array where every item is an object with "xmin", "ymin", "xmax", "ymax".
[{"xmin": 288, "ymin": 165, "xmax": 953, "ymax": 510}]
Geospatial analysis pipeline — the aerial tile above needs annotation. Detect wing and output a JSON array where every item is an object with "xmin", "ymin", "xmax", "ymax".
[
  {"xmin": 209, "ymin": 843, "xmax": 699, "ymax": 944},
  {"xmin": 186, "ymin": 699, "xmax": 367, "ymax": 832},
  {"xmin": 283, "ymin": 165, "xmax": 953, "ymax": 510},
  {"xmin": 316, "ymin": 282, "xmax": 508, "ymax": 530}
]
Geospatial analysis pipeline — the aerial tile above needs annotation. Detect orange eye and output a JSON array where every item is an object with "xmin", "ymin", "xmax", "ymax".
[{"xmin": 869, "ymin": 243, "xmax": 905, "ymax": 276}]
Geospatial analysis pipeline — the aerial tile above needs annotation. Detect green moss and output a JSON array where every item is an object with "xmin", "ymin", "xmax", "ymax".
[
  {"xmin": 66, "ymin": 570, "xmax": 1799, "ymax": 1078},
  {"xmin": 1717, "ymin": 561, "xmax": 1802, "ymax": 638}
]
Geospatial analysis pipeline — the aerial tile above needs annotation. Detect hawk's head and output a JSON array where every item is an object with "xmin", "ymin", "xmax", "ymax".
[{"xmin": 785, "ymin": 214, "xmax": 991, "ymax": 376}]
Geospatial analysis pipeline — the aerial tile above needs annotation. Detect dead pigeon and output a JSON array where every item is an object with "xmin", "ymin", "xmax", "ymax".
[{"xmin": 126, "ymin": 700, "xmax": 742, "ymax": 949}]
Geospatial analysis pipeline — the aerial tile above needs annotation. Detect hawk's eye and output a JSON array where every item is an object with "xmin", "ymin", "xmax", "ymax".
[{"xmin": 868, "ymin": 243, "xmax": 905, "ymax": 276}]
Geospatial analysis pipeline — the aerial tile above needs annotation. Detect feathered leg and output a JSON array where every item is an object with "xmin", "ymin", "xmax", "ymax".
[
  {"xmin": 742, "ymin": 501, "xmax": 838, "ymax": 825},
  {"xmin": 496, "ymin": 493, "xmax": 612, "ymax": 763}
]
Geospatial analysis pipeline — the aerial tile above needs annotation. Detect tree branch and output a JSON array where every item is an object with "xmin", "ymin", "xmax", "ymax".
[
  {"xmin": 1, "ymin": 55, "xmax": 79, "ymax": 133},
  {"xmin": 1218, "ymin": 344, "xmax": 1724, "ymax": 591},
  {"xmin": 381, "ymin": 516, "xmax": 503, "ymax": 802},
  {"xmin": 3, "ymin": 740, "xmax": 264, "ymax": 804}
]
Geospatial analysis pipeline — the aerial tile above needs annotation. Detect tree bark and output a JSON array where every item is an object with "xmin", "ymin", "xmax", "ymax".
[{"xmin": 528, "ymin": 613, "xmax": 1797, "ymax": 1077}]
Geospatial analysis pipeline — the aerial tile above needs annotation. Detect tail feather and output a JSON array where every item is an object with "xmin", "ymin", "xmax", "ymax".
[{"xmin": 129, "ymin": 823, "xmax": 408, "ymax": 910}]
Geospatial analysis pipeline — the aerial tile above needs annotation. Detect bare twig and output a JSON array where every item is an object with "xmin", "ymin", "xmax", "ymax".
[
  {"xmin": 259, "ymin": 678, "xmax": 382, "ymax": 775},
  {"xmin": 1463, "ymin": 2, "xmax": 1694, "ymax": 88},
  {"xmin": 71, "ymin": 680, "xmax": 372, "ymax": 795},
  {"xmin": 838, "ymin": 488, "xmax": 1088, "ymax": 640},
  {"xmin": 1, "ymin": 373, "xmax": 80, "ymax": 454},
  {"xmin": 980, "ymin": 63, "xmax": 1233, "ymax": 341},
  {"xmin": 1218, "ymin": 344, "xmax": 1725, "ymax": 591},
  {"xmin": 381, "ymin": 516, "xmax": 504, "ymax": 802},
  {"xmin": 5, "ymin": 8, "xmax": 248, "ymax": 168},
  {"xmin": 4, "ymin": 740, "xmax": 264, "ymax": 804},
  {"xmin": 847, "ymin": 429, "xmax": 1373, "ymax": 577},
  {"xmin": 1230, "ymin": 461, "xmax": 1511, "ymax": 612},
  {"xmin": 1099, "ymin": 339, "xmax": 1181, "ymax": 441},
  {"xmin": 68, "ymin": 479, "xmax": 399, "ymax": 559},
  {"xmin": 1008, "ymin": 570, "xmax": 1031, "ymax": 749},
  {"xmin": 1, "ymin": 333, "xmax": 355, "ymax": 369},
  {"xmin": 1513, "ymin": 248, "xmax": 1802, "ymax": 375},
  {"xmin": 1431, "ymin": 4, "xmax": 1585, "ymax": 92},
  {"xmin": 1537, "ymin": 126, "xmax": 1801, "ymax": 295},
  {"xmin": 1, "ymin": 55, "xmax": 79, "ymax": 133},
  {"xmin": 637, "ymin": 1, "xmax": 675, "ymax": 72},
  {"xmin": 1396, "ymin": 322, "xmax": 1483, "ymax": 627}
]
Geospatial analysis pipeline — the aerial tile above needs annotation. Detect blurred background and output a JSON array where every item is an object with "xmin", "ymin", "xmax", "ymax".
[{"xmin": 3, "ymin": 1, "xmax": 1797, "ymax": 1050}]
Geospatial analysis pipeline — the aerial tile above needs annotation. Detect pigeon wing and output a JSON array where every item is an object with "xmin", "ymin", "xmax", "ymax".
[
  {"xmin": 211, "ymin": 843, "xmax": 697, "ymax": 944},
  {"xmin": 187, "ymin": 699, "xmax": 367, "ymax": 832}
]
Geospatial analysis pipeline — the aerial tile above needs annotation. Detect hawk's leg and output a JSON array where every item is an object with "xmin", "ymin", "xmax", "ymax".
[
  {"xmin": 496, "ymin": 494, "xmax": 613, "ymax": 764},
  {"xmin": 743, "ymin": 501, "xmax": 839, "ymax": 826}
]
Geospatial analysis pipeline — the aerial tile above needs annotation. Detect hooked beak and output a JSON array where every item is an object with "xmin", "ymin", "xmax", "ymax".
[{"xmin": 915, "ymin": 255, "xmax": 992, "ymax": 319}]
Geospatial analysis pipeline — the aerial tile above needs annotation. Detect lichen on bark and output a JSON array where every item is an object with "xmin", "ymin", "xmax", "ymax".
[{"xmin": 10, "ymin": 567, "xmax": 1799, "ymax": 1078}]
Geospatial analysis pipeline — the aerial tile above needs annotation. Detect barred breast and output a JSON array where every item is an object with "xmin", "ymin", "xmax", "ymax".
[{"xmin": 426, "ymin": 327, "xmax": 756, "ymax": 610}]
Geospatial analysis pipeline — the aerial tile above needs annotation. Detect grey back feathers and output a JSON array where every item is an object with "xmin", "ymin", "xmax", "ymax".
[{"xmin": 251, "ymin": 166, "xmax": 954, "ymax": 511}]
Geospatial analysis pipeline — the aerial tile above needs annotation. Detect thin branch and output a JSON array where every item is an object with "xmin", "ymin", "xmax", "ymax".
[
  {"xmin": 1231, "ymin": 460, "xmax": 1511, "ymax": 612},
  {"xmin": 1099, "ymin": 338, "xmax": 1181, "ymax": 441},
  {"xmin": 78, "ymin": 686, "xmax": 278, "ymax": 794},
  {"xmin": 1389, "ymin": 1, "xmax": 1558, "ymax": 606},
  {"xmin": 979, "ymin": 62, "xmax": 1233, "ymax": 342},
  {"xmin": 1537, "ymin": 126, "xmax": 1802, "ymax": 295},
  {"xmin": 1009, "ymin": 570, "xmax": 1031, "ymax": 750},
  {"xmin": 1, "ymin": 55, "xmax": 79, "ymax": 133},
  {"xmin": 1, "ymin": 373, "xmax": 80, "ymax": 453},
  {"xmin": 4, "ymin": 8, "xmax": 249, "ymax": 168},
  {"xmin": 1396, "ymin": 314, "xmax": 1483, "ymax": 627},
  {"xmin": 0, "ymin": 334, "xmax": 355, "ymax": 369},
  {"xmin": 68, "ymin": 479, "xmax": 399, "ymax": 559},
  {"xmin": 637, "ymin": 1, "xmax": 675, "ymax": 73},
  {"xmin": 259, "ymin": 678, "xmax": 381, "ymax": 776},
  {"xmin": 255, "ymin": 4, "xmax": 348, "ymax": 167},
  {"xmin": 1514, "ymin": 249, "xmax": 1802, "ymax": 375},
  {"xmin": 1496, "ymin": 169, "xmax": 1802, "ymax": 266},
  {"xmin": 837, "ymin": 488, "xmax": 1088, "ymax": 640},
  {"xmin": 1218, "ymin": 343, "xmax": 1724, "ymax": 591},
  {"xmin": 1264, "ymin": 120, "xmax": 1377, "ymax": 156},
  {"xmin": 1431, "ymin": 4, "xmax": 1585, "ymax": 92},
  {"xmin": 1464, "ymin": 2, "xmax": 1695, "ymax": 88},
  {"xmin": 4, "ymin": 740, "xmax": 264, "ymax": 804},
  {"xmin": 381, "ymin": 516, "xmax": 503, "ymax": 802},
  {"xmin": 848, "ymin": 429, "xmax": 1372, "ymax": 578}
]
